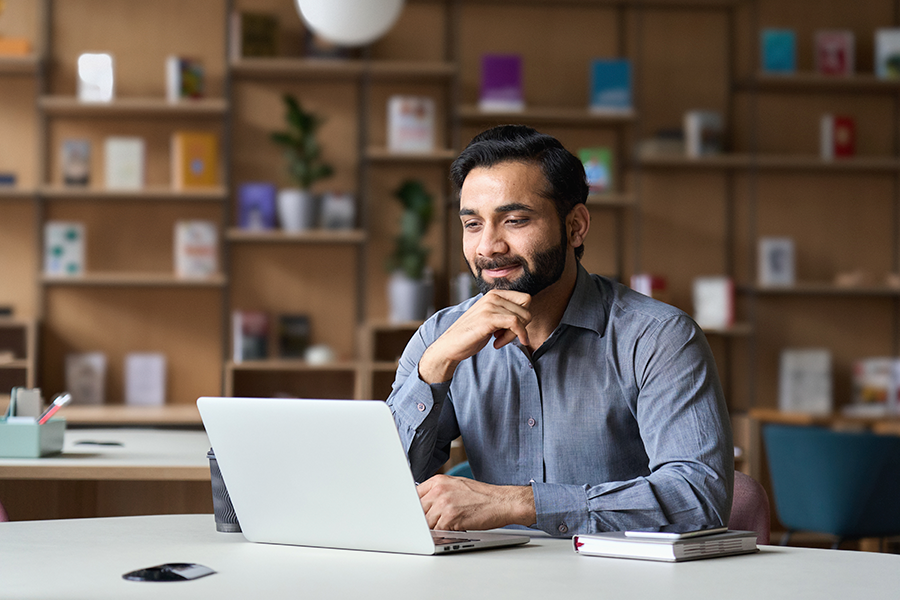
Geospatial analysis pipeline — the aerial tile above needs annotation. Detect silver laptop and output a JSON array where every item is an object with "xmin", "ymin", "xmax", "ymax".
[{"xmin": 197, "ymin": 396, "xmax": 530, "ymax": 555}]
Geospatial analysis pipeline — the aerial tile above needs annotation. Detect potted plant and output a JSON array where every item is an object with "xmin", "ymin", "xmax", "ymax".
[
  {"xmin": 386, "ymin": 179, "xmax": 434, "ymax": 322},
  {"xmin": 270, "ymin": 94, "xmax": 334, "ymax": 231}
]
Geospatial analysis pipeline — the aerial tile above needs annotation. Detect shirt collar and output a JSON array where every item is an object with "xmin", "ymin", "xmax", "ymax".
[{"xmin": 558, "ymin": 264, "xmax": 609, "ymax": 337}]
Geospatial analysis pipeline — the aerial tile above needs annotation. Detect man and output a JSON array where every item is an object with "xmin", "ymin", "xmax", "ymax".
[{"xmin": 386, "ymin": 125, "xmax": 733, "ymax": 537}]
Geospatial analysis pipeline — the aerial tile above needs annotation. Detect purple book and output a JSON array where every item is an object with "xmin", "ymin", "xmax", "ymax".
[
  {"xmin": 480, "ymin": 54, "xmax": 524, "ymax": 112},
  {"xmin": 237, "ymin": 182, "xmax": 277, "ymax": 230}
]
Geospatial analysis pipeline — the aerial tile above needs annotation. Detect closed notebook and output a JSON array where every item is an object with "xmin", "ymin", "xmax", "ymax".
[{"xmin": 573, "ymin": 530, "xmax": 758, "ymax": 562}]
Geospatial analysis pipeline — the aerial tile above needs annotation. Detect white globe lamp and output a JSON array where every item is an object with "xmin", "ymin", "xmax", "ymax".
[{"xmin": 295, "ymin": 0, "xmax": 405, "ymax": 47}]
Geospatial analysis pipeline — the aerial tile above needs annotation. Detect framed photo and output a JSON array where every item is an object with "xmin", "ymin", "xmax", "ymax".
[{"xmin": 758, "ymin": 237, "xmax": 795, "ymax": 287}]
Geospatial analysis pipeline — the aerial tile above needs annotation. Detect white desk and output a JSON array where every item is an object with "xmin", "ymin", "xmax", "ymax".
[{"xmin": 1, "ymin": 514, "xmax": 898, "ymax": 599}]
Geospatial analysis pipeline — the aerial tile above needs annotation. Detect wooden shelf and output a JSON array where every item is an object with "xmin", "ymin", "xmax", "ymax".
[
  {"xmin": 638, "ymin": 153, "xmax": 900, "ymax": 172},
  {"xmin": 226, "ymin": 228, "xmax": 366, "ymax": 244},
  {"xmin": 0, "ymin": 55, "xmax": 40, "ymax": 75},
  {"xmin": 742, "ymin": 71, "xmax": 900, "ymax": 94},
  {"xmin": 0, "ymin": 187, "xmax": 36, "ymax": 200},
  {"xmin": 38, "ymin": 96, "xmax": 228, "ymax": 117},
  {"xmin": 586, "ymin": 192, "xmax": 634, "ymax": 208},
  {"xmin": 743, "ymin": 283, "xmax": 900, "ymax": 297},
  {"xmin": 366, "ymin": 147, "xmax": 458, "ymax": 163},
  {"xmin": 231, "ymin": 58, "xmax": 456, "ymax": 81},
  {"xmin": 0, "ymin": 359, "xmax": 29, "ymax": 370},
  {"xmin": 458, "ymin": 105, "xmax": 636, "ymax": 126},
  {"xmin": 226, "ymin": 359, "xmax": 360, "ymax": 372},
  {"xmin": 702, "ymin": 323, "xmax": 752, "ymax": 336},
  {"xmin": 41, "ymin": 272, "xmax": 228, "ymax": 287},
  {"xmin": 56, "ymin": 404, "xmax": 202, "ymax": 426},
  {"xmin": 39, "ymin": 186, "xmax": 228, "ymax": 201}
]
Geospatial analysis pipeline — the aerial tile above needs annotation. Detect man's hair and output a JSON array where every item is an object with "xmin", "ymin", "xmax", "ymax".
[{"xmin": 450, "ymin": 125, "xmax": 588, "ymax": 260}]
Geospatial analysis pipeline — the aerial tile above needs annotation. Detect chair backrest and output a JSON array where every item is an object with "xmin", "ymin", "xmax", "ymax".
[
  {"xmin": 729, "ymin": 471, "xmax": 770, "ymax": 544},
  {"xmin": 0, "ymin": 500, "xmax": 7, "ymax": 522},
  {"xmin": 444, "ymin": 460, "xmax": 473, "ymax": 479}
]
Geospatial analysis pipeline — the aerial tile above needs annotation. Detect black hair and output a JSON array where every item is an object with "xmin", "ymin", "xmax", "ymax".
[{"xmin": 450, "ymin": 125, "xmax": 588, "ymax": 260}]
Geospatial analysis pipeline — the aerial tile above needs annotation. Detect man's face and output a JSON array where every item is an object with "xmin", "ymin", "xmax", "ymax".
[{"xmin": 459, "ymin": 161, "xmax": 568, "ymax": 296}]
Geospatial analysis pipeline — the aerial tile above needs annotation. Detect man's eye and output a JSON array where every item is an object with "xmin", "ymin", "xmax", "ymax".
[
  {"xmin": 463, "ymin": 221, "xmax": 482, "ymax": 230},
  {"xmin": 506, "ymin": 218, "xmax": 528, "ymax": 226}
]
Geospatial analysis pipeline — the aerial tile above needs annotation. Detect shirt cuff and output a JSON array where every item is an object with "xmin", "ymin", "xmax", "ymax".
[
  {"xmin": 391, "ymin": 373, "xmax": 451, "ymax": 431},
  {"xmin": 532, "ymin": 482, "xmax": 590, "ymax": 537}
]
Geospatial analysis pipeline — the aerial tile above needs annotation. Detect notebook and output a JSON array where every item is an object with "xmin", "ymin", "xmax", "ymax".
[{"xmin": 197, "ymin": 396, "xmax": 531, "ymax": 555}]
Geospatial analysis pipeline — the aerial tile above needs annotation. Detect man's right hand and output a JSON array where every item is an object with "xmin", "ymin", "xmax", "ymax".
[{"xmin": 417, "ymin": 290, "xmax": 532, "ymax": 384}]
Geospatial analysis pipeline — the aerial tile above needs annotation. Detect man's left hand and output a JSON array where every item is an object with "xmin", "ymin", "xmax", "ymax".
[{"xmin": 416, "ymin": 474, "xmax": 536, "ymax": 531}]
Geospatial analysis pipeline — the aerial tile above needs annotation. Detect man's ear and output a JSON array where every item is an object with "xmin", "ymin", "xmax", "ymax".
[{"xmin": 567, "ymin": 204, "xmax": 591, "ymax": 249}]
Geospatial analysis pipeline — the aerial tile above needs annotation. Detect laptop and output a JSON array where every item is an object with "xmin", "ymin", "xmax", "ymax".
[{"xmin": 197, "ymin": 396, "xmax": 530, "ymax": 555}]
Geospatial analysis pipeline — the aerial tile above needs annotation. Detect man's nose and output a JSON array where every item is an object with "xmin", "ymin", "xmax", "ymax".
[{"xmin": 476, "ymin": 223, "xmax": 508, "ymax": 257}]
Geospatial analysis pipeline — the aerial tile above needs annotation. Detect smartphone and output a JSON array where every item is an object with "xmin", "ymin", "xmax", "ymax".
[{"xmin": 623, "ymin": 524, "xmax": 728, "ymax": 540}]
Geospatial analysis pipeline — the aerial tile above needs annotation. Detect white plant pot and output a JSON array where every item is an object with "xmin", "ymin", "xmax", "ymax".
[
  {"xmin": 388, "ymin": 272, "xmax": 431, "ymax": 323},
  {"xmin": 277, "ymin": 188, "xmax": 317, "ymax": 232}
]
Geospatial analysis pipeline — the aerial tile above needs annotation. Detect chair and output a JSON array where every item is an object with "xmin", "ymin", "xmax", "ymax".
[
  {"xmin": 444, "ymin": 460, "xmax": 473, "ymax": 479},
  {"xmin": 729, "ymin": 471, "xmax": 771, "ymax": 544},
  {"xmin": 763, "ymin": 423, "xmax": 900, "ymax": 549},
  {"xmin": 0, "ymin": 500, "xmax": 7, "ymax": 522}
]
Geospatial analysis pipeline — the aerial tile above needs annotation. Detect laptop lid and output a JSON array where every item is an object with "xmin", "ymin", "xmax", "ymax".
[{"xmin": 197, "ymin": 397, "xmax": 528, "ymax": 555}]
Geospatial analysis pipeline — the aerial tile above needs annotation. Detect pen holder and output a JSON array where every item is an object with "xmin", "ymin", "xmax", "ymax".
[
  {"xmin": 0, "ymin": 418, "xmax": 65, "ymax": 458},
  {"xmin": 207, "ymin": 448, "xmax": 241, "ymax": 533}
]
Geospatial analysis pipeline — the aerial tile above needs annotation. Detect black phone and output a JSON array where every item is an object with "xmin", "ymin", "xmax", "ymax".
[{"xmin": 123, "ymin": 563, "xmax": 216, "ymax": 582}]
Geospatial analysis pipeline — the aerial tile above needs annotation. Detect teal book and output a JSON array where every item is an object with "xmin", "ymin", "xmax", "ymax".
[
  {"xmin": 761, "ymin": 28, "xmax": 796, "ymax": 73},
  {"xmin": 589, "ymin": 58, "xmax": 631, "ymax": 113}
]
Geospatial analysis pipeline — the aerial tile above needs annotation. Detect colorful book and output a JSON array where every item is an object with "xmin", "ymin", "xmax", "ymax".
[
  {"xmin": 278, "ymin": 314, "xmax": 311, "ymax": 359},
  {"xmin": 104, "ymin": 136, "xmax": 144, "ymax": 190},
  {"xmin": 588, "ymin": 58, "xmax": 632, "ymax": 113},
  {"xmin": 850, "ymin": 357, "xmax": 900, "ymax": 416},
  {"xmin": 578, "ymin": 147, "xmax": 613, "ymax": 194},
  {"xmin": 166, "ymin": 56, "xmax": 205, "ymax": 102},
  {"xmin": 0, "ymin": 37, "xmax": 31, "ymax": 56},
  {"xmin": 174, "ymin": 220, "xmax": 218, "ymax": 279},
  {"xmin": 171, "ymin": 131, "xmax": 219, "ymax": 189},
  {"xmin": 875, "ymin": 28, "xmax": 900, "ymax": 79},
  {"xmin": 815, "ymin": 30, "xmax": 854, "ymax": 76},
  {"xmin": 692, "ymin": 276, "xmax": 734, "ymax": 330},
  {"xmin": 630, "ymin": 274, "xmax": 668, "ymax": 302},
  {"xmin": 479, "ymin": 54, "xmax": 524, "ymax": 112},
  {"xmin": 44, "ymin": 221, "xmax": 85, "ymax": 276},
  {"xmin": 760, "ymin": 28, "xmax": 796, "ymax": 74},
  {"xmin": 230, "ymin": 11, "xmax": 279, "ymax": 60},
  {"xmin": 387, "ymin": 95, "xmax": 436, "ymax": 153},
  {"xmin": 820, "ymin": 114, "xmax": 855, "ymax": 160},
  {"xmin": 232, "ymin": 310, "xmax": 269, "ymax": 362},
  {"xmin": 684, "ymin": 110, "xmax": 723, "ymax": 158},
  {"xmin": 237, "ymin": 182, "xmax": 277, "ymax": 230},
  {"xmin": 61, "ymin": 139, "xmax": 91, "ymax": 186}
]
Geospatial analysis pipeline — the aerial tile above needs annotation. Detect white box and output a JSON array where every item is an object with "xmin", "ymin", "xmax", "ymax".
[
  {"xmin": 692, "ymin": 276, "xmax": 734, "ymax": 330},
  {"xmin": 77, "ymin": 53, "xmax": 114, "ymax": 102},
  {"xmin": 65, "ymin": 352, "xmax": 107, "ymax": 405}
]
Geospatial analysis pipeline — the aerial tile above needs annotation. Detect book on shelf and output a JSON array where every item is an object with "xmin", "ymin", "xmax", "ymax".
[
  {"xmin": 588, "ymin": 58, "xmax": 632, "ymax": 114},
  {"xmin": 578, "ymin": 147, "xmax": 613, "ymax": 194},
  {"xmin": 479, "ymin": 54, "xmax": 524, "ymax": 112},
  {"xmin": 277, "ymin": 314, "xmax": 311, "ymax": 359},
  {"xmin": 124, "ymin": 352, "xmax": 166, "ymax": 407},
  {"xmin": 630, "ymin": 274, "xmax": 668, "ymax": 303},
  {"xmin": 0, "ymin": 172, "xmax": 16, "ymax": 186},
  {"xmin": 692, "ymin": 276, "xmax": 734, "ymax": 330},
  {"xmin": 232, "ymin": 310, "xmax": 269, "ymax": 363},
  {"xmin": 230, "ymin": 11, "xmax": 279, "ymax": 60},
  {"xmin": 573, "ymin": 530, "xmax": 758, "ymax": 563},
  {"xmin": 757, "ymin": 237, "xmax": 795, "ymax": 287},
  {"xmin": 104, "ymin": 136, "xmax": 145, "ymax": 190},
  {"xmin": 171, "ymin": 131, "xmax": 219, "ymax": 189},
  {"xmin": 0, "ymin": 36, "xmax": 31, "ymax": 56},
  {"xmin": 61, "ymin": 139, "xmax": 91, "ymax": 186},
  {"xmin": 319, "ymin": 191, "xmax": 355, "ymax": 230},
  {"xmin": 65, "ymin": 352, "xmax": 107, "ymax": 405},
  {"xmin": 636, "ymin": 129, "xmax": 685, "ymax": 159},
  {"xmin": 77, "ymin": 52, "xmax": 115, "ymax": 102},
  {"xmin": 815, "ymin": 30, "xmax": 854, "ymax": 76},
  {"xmin": 684, "ymin": 110, "xmax": 723, "ymax": 158},
  {"xmin": 848, "ymin": 357, "xmax": 900, "ymax": 417},
  {"xmin": 237, "ymin": 182, "xmax": 278, "ymax": 230},
  {"xmin": 166, "ymin": 56, "xmax": 204, "ymax": 102},
  {"xmin": 875, "ymin": 28, "xmax": 900, "ymax": 79},
  {"xmin": 174, "ymin": 220, "xmax": 218, "ymax": 279},
  {"xmin": 304, "ymin": 29, "xmax": 354, "ymax": 60},
  {"xmin": 387, "ymin": 95, "xmax": 436, "ymax": 154},
  {"xmin": 760, "ymin": 28, "xmax": 796, "ymax": 74},
  {"xmin": 44, "ymin": 221, "xmax": 85, "ymax": 276},
  {"xmin": 778, "ymin": 348, "xmax": 832, "ymax": 415},
  {"xmin": 820, "ymin": 114, "xmax": 855, "ymax": 160}
]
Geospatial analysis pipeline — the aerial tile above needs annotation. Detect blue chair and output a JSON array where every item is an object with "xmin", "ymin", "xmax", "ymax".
[
  {"xmin": 445, "ymin": 460, "xmax": 473, "ymax": 479},
  {"xmin": 763, "ymin": 423, "xmax": 900, "ymax": 549}
]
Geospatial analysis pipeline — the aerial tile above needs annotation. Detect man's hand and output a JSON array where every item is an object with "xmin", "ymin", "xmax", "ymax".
[
  {"xmin": 418, "ymin": 290, "xmax": 532, "ymax": 384},
  {"xmin": 417, "ymin": 474, "xmax": 536, "ymax": 531}
]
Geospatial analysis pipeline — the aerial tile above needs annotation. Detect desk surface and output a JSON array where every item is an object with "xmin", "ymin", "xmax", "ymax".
[
  {"xmin": 0, "ymin": 515, "xmax": 898, "ymax": 599},
  {"xmin": 0, "ymin": 428, "xmax": 210, "ymax": 481}
]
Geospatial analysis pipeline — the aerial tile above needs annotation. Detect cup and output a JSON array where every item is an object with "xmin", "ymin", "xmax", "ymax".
[{"xmin": 207, "ymin": 448, "xmax": 241, "ymax": 533}]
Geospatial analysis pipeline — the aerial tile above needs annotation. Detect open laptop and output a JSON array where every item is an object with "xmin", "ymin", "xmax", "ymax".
[{"xmin": 197, "ymin": 396, "xmax": 530, "ymax": 555}]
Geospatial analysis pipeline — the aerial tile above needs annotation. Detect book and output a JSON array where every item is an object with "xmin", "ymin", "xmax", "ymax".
[
  {"xmin": 77, "ymin": 52, "xmax": 115, "ymax": 102},
  {"xmin": 0, "ymin": 173, "xmax": 16, "ymax": 186},
  {"xmin": 578, "ymin": 147, "xmax": 613, "ymax": 194},
  {"xmin": 305, "ymin": 29, "xmax": 353, "ymax": 60},
  {"xmin": 44, "ymin": 221, "xmax": 85, "ymax": 276},
  {"xmin": 875, "ymin": 28, "xmax": 900, "ymax": 79},
  {"xmin": 124, "ymin": 352, "xmax": 166, "ymax": 406},
  {"xmin": 820, "ymin": 114, "xmax": 855, "ymax": 160},
  {"xmin": 319, "ymin": 191, "xmax": 355, "ymax": 229},
  {"xmin": 848, "ymin": 357, "xmax": 900, "ymax": 416},
  {"xmin": 815, "ymin": 30, "xmax": 854, "ymax": 76},
  {"xmin": 692, "ymin": 276, "xmax": 734, "ymax": 330},
  {"xmin": 277, "ymin": 314, "xmax": 311, "ymax": 359},
  {"xmin": 230, "ymin": 11, "xmax": 279, "ymax": 60},
  {"xmin": 573, "ymin": 530, "xmax": 758, "ymax": 562},
  {"xmin": 757, "ymin": 237, "xmax": 795, "ymax": 286},
  {"xmin": 588, "ymin": 58, "xmax": 632, "ymax": 114},
  {"xmin": 387, "ymin": 95, "xmax": 436, "ymax": 153},
  {"xmin": 778, "ymin": 348, "xmax": 832, "ymax": 414},
  {"xmin": 0, "ymin": 37, "xmax": 31, "ymax": 56},
  {"xmin": 166, "ymin": 56, "xmax": 204, "ymax": 102},
  {"xmin": 232, "ymin": 310, "xmax": 269, "ymax": 363},
  {"xmin": 760, "ymin": 28, "xmax": 796, "ymax": 74},
  {"xmin": 636, "ymin": 129, "xmax": 685, "ymax": 158},
  {"xmin": 104, "ymin": 136, "xmax": 144, "ymax": 190},
  {"xmin": 237, "ymin": 182, "xmax": 277, "ymax": 230},
  {"xmin": 171, "ymin": 131, "xmax": 219, "ymax": 189},
  {"xmin": 684, "ymin": 110, "xmax": 723, "ymax": 158},
  {"xmin": 65, "ymin": 352, "xmax": 107, "ymax": 405},
  {"xmin": 61, "ymin": 139, "xmax": 91, "ymax": 186},
  {"xmin": 630, "ymin": 274, "xmax": 668, "ymax": 302},
  {"xmin": 479, "ymin": 54, "xmax": 524, "ymax": 112},
  {"xmin": 174, "ymin": 220, "xmax": 218, "ymax": 279}
]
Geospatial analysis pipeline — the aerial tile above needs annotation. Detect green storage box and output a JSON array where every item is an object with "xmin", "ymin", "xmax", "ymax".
[{"xmin": 0, "ymin": 418, "xmax": 66, "ymax": 458}]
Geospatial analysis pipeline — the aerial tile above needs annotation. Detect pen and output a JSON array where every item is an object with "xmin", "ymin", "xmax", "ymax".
[{"xmin": 37, "ymin": 393, "xmax": 72, "ymax": 425}]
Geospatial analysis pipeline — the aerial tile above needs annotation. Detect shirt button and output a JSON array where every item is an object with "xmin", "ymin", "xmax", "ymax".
[
  {"xmin": 558, "ymin": 523, "xmax": 568, "ymax": 534},
  {"xmin": 528, "ymin": 363, "xmax": 533, "ymax": 369},
  {"xmin": 416, "ymin": 402, "xmax": 426, "ymax": 412},
  {"xmin": 527, "ymin": 417, "xmax": 536, "ymax": 427}
]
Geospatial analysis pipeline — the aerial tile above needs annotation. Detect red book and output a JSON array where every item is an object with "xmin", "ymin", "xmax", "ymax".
[
  {"xmin": 815, "ymin": 30, "xmax": 855, "ymax": 76},
  {"xmin": 820, "ymin": 115, "xmax": 855, "ymax": 160}
]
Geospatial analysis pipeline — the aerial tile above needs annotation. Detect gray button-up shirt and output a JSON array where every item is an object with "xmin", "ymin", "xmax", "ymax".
[{"xmin": 387, "ymin": 265, "xmax": 733, "ymax": 537}]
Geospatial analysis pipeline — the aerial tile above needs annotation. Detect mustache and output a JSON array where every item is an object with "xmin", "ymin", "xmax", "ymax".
[{"xmin": 475, "ymin": 256, "xmax": 524, "ymax": 271}]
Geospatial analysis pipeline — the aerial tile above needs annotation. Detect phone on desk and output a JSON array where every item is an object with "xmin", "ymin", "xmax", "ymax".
[{"xmin": 624, "ymin": 524, "xmax": 728, "ymax": 540}]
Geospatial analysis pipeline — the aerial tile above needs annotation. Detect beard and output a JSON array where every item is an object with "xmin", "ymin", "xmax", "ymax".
[{"xmin": 469, "ymin": 235, "xmax": 568, "ymax": 297}]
